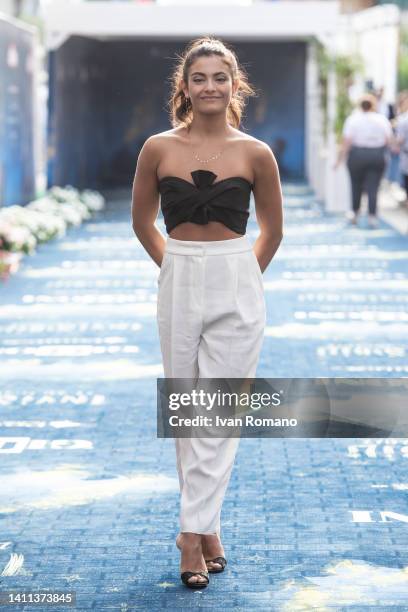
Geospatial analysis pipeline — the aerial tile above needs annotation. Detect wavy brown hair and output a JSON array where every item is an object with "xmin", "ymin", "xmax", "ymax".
[{"xmin": 168, "ymin": 36, "xmax": 257, "ymax": 129}]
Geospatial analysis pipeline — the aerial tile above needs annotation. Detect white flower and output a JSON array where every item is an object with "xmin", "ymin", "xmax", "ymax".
[
  {"xmin": 0, "ymin": 185, "xmax": 105, "ymax": 268},
  {"xmin": 80, "ymin": 190, "xmax": 105, "ymax": 211},
  {"xmin": 0, "ymin": 218, "xmax": 37, "ymax": 253},
  {"xmin": 48, "ymin": 185, "xmax": 81, "ymax": 203},
  {"xmin": 0, "ymin": 205, "xmax": 66, "ymax": 242}
]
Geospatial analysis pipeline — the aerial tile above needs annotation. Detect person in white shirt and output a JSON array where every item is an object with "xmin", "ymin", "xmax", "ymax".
[
  {"xmin": 334, "ymin": 93, "xmax": 393, "ymax": 228},
  {"xmin": 375, "ymin": 86, "xmax": 390, "ymax": 118}
]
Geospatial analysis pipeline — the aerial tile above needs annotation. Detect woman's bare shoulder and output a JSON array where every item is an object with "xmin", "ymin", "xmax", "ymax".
[
  {"xmin": 140, "ymin": 129, "xmax": 187, "ymax": 167},
  {"xmin": 143, "ymin": 128, "xmax": 187, "ymax": 148},
  {"xmin": 243, "ymin": 133, "xmax": 273, "ymax": 151},
  {"xmin": 235, "ymin": 132, "xmax": 276, "ymax": 165},
  {"xmin": 231, "ymin": 129, "xmax": 272, "ymax": 151}
]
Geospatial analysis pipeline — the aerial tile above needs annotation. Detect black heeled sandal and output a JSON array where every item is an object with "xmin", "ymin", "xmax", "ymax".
[
  {"xmin": 176, "ymin": 534, "xmax": 209, "ymax": 588},
  {"xmin": 180, "ymin": 571, "xmax": 209, "ymax": 589},
  {"xmin": 205, "ymin": 556, "xmax": 227, "ymax": 573}
]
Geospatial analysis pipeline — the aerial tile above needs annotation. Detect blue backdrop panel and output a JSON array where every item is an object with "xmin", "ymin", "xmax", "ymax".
[
  {"xmin": 47, "ymin": 38, "xmax": 305, "ymax": 189},
  {"xmin": 238, "ymin": 41, "xmax": 305, "ymax": 180},
  {"xmin": 0, "ymin": 18, "xmax": 36, "ymax": 207},
  {"xmin": 47, "ymin": 37, "xmax": 107, "ymax": 190}
]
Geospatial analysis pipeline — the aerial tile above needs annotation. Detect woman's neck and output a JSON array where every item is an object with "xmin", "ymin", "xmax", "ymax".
[{"xmin": 188, "ymin": 115, "xmax": 231, "ymax": 141}]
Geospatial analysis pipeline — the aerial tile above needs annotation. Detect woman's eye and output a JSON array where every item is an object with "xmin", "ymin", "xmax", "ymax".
[{"xmin": 192, "ymin": 78, "xmax": 226, "ymax": 83}]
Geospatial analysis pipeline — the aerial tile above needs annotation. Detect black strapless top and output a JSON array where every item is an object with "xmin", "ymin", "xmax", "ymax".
[{"xmin": 158, "ymin": 169, "xmax": 252, "ymax": 235}]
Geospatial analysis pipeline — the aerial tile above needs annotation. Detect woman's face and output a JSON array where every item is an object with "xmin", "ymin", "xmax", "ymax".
[{"xmin": 182, "ymin": 54, "xmax": 237, "ymax": 117}]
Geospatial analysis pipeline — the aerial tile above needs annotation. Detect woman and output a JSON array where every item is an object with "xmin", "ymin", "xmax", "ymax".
[
  {"xmin": 334, "ymin": 93, "xmax": 393, "ymax": 228},
  {"xmin": 131, "ymin": 36, "xmax": 283, "ymax": 589}
]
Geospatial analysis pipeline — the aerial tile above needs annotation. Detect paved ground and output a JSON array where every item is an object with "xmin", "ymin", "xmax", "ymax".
[
  {"xmin": 378, "ymin": 179, "xmax": 408, "ymax": 236},
  {"xmin": 0, "ymin": 184, "xmax": 407, "ymax": 611}
]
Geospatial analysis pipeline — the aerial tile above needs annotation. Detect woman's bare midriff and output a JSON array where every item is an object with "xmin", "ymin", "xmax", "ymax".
[{"xmin": 169, "ymin": 221, "xmax": 242, "ymax": 241}]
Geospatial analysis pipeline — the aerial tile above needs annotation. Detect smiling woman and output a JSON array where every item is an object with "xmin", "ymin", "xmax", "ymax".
[{"xmin": 131, "ymin": 35, "xmax": 283, "ymax": 590}]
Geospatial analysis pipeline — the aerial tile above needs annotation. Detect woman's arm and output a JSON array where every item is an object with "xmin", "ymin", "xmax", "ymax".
[
  {"xmin": 333, "ymin": 136, "xmax": 353, "ymax": 169},
  {"xmin": 389, "ymin": 132, "xmax": 401, "ymax": 154},
  {"xmin": 131, "ymin": 136, "xmax": 166, "ymax": 268},
  {"xmin": 251, "ymin": 142, "xmax": 284, "ymax": 273},
  {"xmin": 392, "ymin": 117, "xmax": 408, "ymax": 152}
]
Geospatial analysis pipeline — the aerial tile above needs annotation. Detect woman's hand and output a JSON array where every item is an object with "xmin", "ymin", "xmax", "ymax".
[{"xmin": 334, "ymin": 136, "xmax": 353, "ymax": 170}]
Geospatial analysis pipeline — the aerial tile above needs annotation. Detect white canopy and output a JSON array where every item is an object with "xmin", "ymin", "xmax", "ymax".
[{"xmin": 44, "ymin": 0, "xmax": 341, "ymax": 50}]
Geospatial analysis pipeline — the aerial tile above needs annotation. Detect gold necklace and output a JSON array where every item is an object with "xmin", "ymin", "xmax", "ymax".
[
  {"xmin": 193, "ymin": 149, "xmax": 223, "ymax": 164},
  {"xmin": 189, "ymin": 135, "xmax": 224, "ymax": 164}
]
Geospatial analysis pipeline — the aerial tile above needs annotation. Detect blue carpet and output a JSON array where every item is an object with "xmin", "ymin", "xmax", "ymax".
[{"xmin": 0, "ymin": 184, "xmax": 407, "ymax": 610}]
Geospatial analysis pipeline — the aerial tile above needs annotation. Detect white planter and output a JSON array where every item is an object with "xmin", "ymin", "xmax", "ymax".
[{"xmin": 325, "ymin": 139, "xmax": 351, "ymax": 213}]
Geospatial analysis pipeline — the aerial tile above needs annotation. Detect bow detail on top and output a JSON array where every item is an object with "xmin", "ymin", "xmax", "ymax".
[{"xmin": 191, "ymin": 169, "xmax": 217, "ymax": 189}]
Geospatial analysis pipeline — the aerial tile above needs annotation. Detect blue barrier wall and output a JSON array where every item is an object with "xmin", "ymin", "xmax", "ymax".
[
  {"xmin": 0, "ymin": 18, "xmax": 36, "ymax": 207},
  {"xmin": 239, "ymin": 41, "xmax": 305, "ymax": 181},
  {"xmin": 47, "ymin": 38, "xmax": 305, "ymax": 189},
  {"xmin": 47, "ymin": 36, "xmax": 107, "ymax": 190}
]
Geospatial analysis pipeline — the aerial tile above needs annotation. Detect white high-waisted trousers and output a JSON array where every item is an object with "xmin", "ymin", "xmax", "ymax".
[{"xmin": 157, "ymin": 235, "xmax": 266, "ymax": 535}]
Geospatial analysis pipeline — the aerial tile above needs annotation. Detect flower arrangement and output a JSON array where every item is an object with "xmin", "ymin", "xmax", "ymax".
[
  {"xmin": 0, "ymin": 186, "xmax": 105, "ymax": 281},
  {"xmin": 0, "ymin": 242, "xmax": 22, "ymax": 281}
]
